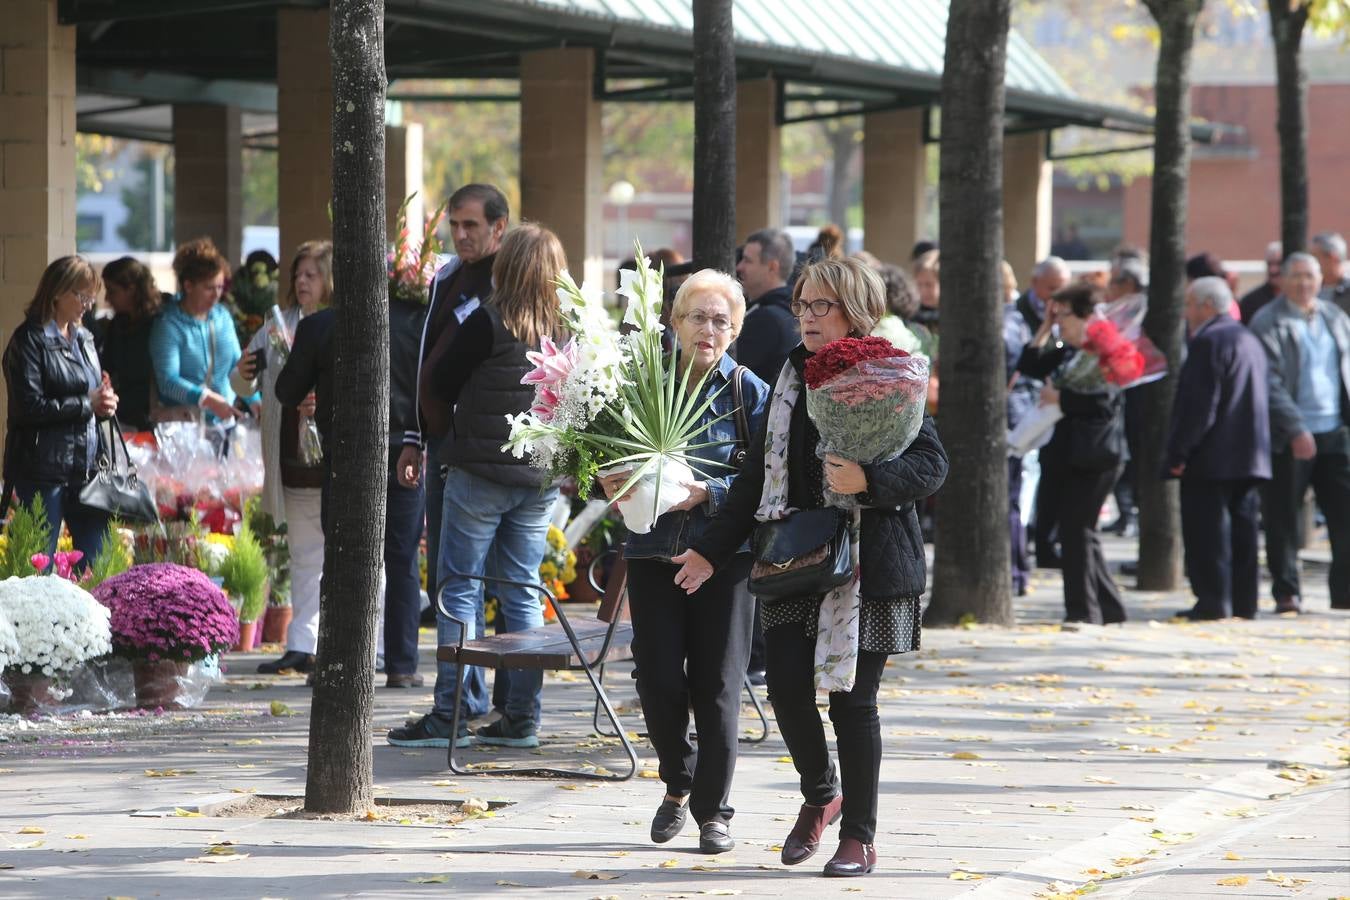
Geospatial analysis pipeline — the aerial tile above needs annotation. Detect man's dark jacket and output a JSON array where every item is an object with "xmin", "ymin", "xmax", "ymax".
[
  {"xmin": 1163, "ymin": 314, "xmax": 1270, "ymax": 481},
  {"xmin": 734, "ymin": 285, "xmax": 797, "ymax": 385}
]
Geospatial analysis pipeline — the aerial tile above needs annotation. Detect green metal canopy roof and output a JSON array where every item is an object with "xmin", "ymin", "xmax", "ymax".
[{"xmin": 62, "ymin": 0, "xmax": 1215, "ymax": 144}]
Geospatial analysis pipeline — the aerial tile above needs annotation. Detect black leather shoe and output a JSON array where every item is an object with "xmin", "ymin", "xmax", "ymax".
[
  {"xmin": 781, "ymin": 794, "xmax": 843, "ymax": 865},
  {"xmin": 1275, "ymin": 595, "xmax": 1302, "ymax": 615},
  {"xmin": 257, "ymin": 651, "xmax": 313, "ymax": 674},
  {"xmin": 823, "ymin": 837, "xmax": 877, "ymax": 877},
  {"xmin": 1174, "ymin": 607, "xmax": 1224, "ymax": 621},
  {"xmin": 699, "ymin": 821, "xmax": 735, "ymax": 854},
  {"xmin": 650, "ymin": 797, "xmax": 688, "ymax": 844}
]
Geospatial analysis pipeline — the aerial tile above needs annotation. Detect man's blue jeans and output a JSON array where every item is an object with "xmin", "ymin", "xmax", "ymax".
[
  {"xmin": 425, "ymin": 437, "xmax": 488, "ymax": 718},
  {"xmin": 433, "ymin": 466, "xmax": 557, "ymax": 726}
]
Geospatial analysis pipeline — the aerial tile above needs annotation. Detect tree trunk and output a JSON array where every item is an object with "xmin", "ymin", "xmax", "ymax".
[
  {"xmin": 304, "ymin": 0, "xmax": 388, "ymax": 815},
  {"xmin": 692, "ymin": 0, "xmax": 736, "ymax": 272},
  {"xmin": 1135, "ymin": 0, "xmax": 1203, "ymax": 592},
  {"xmin": 823, "ymin": 120, "xmax": 857, "ymax": 231},
  {"xmin": 1268, "ymin": 0, "xmax": 1310, "ymax": 256},
  {"xmin": 925, "ymin": 0, "xmax": 1013, "ymax": 627}
]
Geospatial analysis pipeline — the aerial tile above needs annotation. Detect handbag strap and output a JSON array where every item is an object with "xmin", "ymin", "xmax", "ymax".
[{"xmin": 730, "ymin": 365, "xmax": 750, "ymax": 452}]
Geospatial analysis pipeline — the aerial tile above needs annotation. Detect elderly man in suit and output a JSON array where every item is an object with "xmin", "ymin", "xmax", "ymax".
[
  {"xmin": 1249, "ymin": 253, "xmax": 1350, "ymax": 613},
  {"xmin": 1165, "ymin": 278, "xmax": 1270, "ymax": 620}
]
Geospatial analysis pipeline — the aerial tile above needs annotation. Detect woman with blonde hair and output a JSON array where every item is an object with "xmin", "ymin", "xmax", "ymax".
[
  {"xmin": 672, "ymin": 257, "xmax": 948, "ymax": 878},
  {"xmin": 599, "ymin": 269, "xmax": 770, "ymax": 855},
  {"xmin": 389, "ymin": 222, "xmax": 567, "ymax": 750},
  {"xmin": 237, "ymin": 241, "xmax": 332, "ymax": 675},
  {"xmin": 3, "ymin": 256, "xmax": 119, "ymax": 567}
]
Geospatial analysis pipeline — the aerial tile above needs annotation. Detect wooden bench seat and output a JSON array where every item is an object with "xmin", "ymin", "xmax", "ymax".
[{"xmin": 438, "ymin": 617, "xmax": 634, "ymax": 670}]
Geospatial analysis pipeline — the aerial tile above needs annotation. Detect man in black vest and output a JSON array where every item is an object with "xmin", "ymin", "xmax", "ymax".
[{"xmin": 1164, "ymin": 278, "xmax": 1270, "ymax": 620}]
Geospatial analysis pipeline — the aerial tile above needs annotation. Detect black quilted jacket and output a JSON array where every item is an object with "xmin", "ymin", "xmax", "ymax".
[{"xmin": 691, "ymin": 348, "xmax": 948, "ymax": 602}]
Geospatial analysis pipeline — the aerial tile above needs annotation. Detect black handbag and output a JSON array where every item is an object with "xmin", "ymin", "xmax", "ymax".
[
  {"xmin": 78, "ymin": 420, "xmax": 159, "ymax": 524},
  {"xmin": 729, "ymin": 365, "xmax": 750, "ymax": 469},
  {"xmin": 748, "ymin": 507, "xmax": 852, "ymax": 602}
]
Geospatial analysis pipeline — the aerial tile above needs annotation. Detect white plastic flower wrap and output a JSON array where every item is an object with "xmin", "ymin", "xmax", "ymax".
[
  {"xmin": 0, "ymin": 611, "xmax": 19, "ymax": 672},
  {"xmin": 0, "ymin": 576, "xmax": 113, "ymax": 678}
]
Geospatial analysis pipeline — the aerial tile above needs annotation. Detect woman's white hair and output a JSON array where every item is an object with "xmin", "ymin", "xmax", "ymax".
[{"xmin": 670, "ymin": 269, "xmax": 747, "ymax": 335}]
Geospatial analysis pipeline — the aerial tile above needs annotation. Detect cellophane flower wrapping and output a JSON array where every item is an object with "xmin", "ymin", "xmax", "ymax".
[
  {"xmin": 804, "ymin": 337, "xmax": 930, "ymax": 509},
  {"xmin": 0, "ymin": 575, "xmax": 113, "ymax": 677},
  {"xmin": 93, "ymin": 563, "xmax": 239, "ymax": 663},
  {"xmin": 597, "ymin": 458, "xmax": 693, "ymax": 535}
]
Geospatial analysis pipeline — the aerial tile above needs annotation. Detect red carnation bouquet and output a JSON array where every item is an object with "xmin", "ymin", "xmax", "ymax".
[
  {"xmin": 1083, "ymin": 320, "xmax": 1144, "ymax": 385},
  {"xmin": 803, "ymin": 336, "xmax": 930, "ymax": 508},
  {"xmin": 1060, "ymin": 314, "xmax": 1166, "ymax": 392}
]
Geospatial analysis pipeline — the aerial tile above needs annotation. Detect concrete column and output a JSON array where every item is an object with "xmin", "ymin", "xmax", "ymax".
[
  {"xmin": 862, "ymin": 107, "xmax": 926, "ymax": 265},
  {"xmin": 520, "ymin": 48, "xmax": 602, "ymax": 286},
  {"xmin": 735, "ymin": 78, "xmax": 781, "ymax": 241},
  {"xmin": 1002, "ymin": 130, "xmax": 1053, "ymax": 281},
  {"xmin": 385, "ymin": 123, "xmax": 424, "ymax": 241},
  {"xmin": 0, "ymin": 0, "xmax": 76, "ymax": 337},
  {"xmin": 277, "ymin": 7, "xmax": 332, "ymax": 286},
  {"xmin": 173, "ymin": 104, "xmax": 243, "ymax": 266}
]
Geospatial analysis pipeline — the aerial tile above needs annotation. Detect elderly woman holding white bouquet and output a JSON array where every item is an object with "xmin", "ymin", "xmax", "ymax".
[
  {"xmin": 672, "ymin": 257, "xmax": 948, "ymax": 879},
  {"xmin": 597, "ymin": 270, "xmax": 770, "ymax": 856}
]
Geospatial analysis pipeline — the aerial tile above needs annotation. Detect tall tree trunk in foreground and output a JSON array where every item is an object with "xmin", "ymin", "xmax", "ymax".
[
  {"xmin": 1268, "ymin": 0, "xmax": 1311, "ymax": 255},
  {"xmin": 692, "ymin": 0, "xmax": 736, "ymax": 272},
  {"xmin": 1135, "ymin": 0, "xmax": 1204, "ymax": 592},
  {"xmin": 925, "ymin": 0, "xmax": 1013, "ymax": 627},
  {"xmin": 305, "ymin": 0, "xmax": 388, "ymax": 814}
]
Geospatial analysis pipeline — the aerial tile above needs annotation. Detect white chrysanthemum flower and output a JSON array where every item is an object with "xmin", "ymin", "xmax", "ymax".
[{"xmin": 0, "ymin": 576, "xmax": 112, "ymax": 677}]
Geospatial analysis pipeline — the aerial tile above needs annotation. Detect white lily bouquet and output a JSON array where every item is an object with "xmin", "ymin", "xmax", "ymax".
[{"xmin": 504, "ymin": 244, "xmax": 732, "ymax": 533}]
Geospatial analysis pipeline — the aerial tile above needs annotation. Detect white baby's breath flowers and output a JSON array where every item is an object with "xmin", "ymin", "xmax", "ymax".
[{"xmin": 0, "ymin": 576, "xmax": 112, "ymax": 678}]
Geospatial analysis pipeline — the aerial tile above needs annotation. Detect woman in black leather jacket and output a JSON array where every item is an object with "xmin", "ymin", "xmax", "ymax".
[
  {"xmin": 1016, "ymin": 284, "xmax": 1127, "ymax": 625},
  {"xmin": 672, "ymin": 258, "xmax": 948, "ymax": 879},
  {"xmin": 3, "ymin": 256, "xmax": 119, "ymax": 568}
]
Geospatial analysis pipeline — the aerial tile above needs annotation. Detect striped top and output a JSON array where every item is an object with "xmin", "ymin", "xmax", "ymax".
[{"xmin": 148, "ymin": 299, "xmax": 245, "ymax": 421}]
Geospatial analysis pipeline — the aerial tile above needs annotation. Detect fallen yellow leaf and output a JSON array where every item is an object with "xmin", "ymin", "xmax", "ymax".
[
  {"xmin": 407, "ymin": 875, "xmax": 449, "ymax": 883},
  {"xmin": 1224, "ymin": 851, "xmax": 1243, "ymax": 860},
  {"xmin": 17, "ymin": 827, "xmax": 44, "ymax": 835},
  {"xmin": 1216, "ymin": 875, "xmax": 1249, "ymax": 886},
  {"xmin": 950, "ymin": 751, "xmax": 982, "ymax": 760},
  {"xmin": 949, "ymin": 870, "xmax": 984, "ymax": 881},
  {"xmin": 171, "ymin": 808, "xmax": 203, "ymax": 818}
]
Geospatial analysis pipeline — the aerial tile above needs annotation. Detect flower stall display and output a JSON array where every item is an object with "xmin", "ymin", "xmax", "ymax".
[
  {"xmin": 505, "ymin": 245, "xmax": 733, "ymax": 533},
  {"xmin": 802, "ymin": 336, "xmax": 930, "ymax": 509},
  {"xmin": 0, "ymin": 609, "xmax": 18, "ymax": 709},
  {"xmin": 538, "ymin": 525, "xmax": 578, "ymax": 621},
  {"xmin": 0, "ymin": 496, "xmax": 50, "ymax": 578},
  {"xmin": 222, "ymin": 257, "xmax": 279, "ymax": 348},
  {"xmin": 93, "ymin": 563, "xmax": 238, "ymax": 708},
  {"xmin": 218, "ymin": 522, "xmax": 269, "ymax": 650},
  {"xmin": 388, "ymin": 191, "xmax": 447, "ymax": 306},
  {"xmin": 0, "ymin": 575, "xmax": 113, "ymax": 715}
]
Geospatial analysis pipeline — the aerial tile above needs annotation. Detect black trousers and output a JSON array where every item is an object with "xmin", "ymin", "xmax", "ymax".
[
  {"xmin": 1058, "ymin": 464, "xmax": 1126, "ymax": 624},
  {"xmin": 1009, "ymin": 456, "xmax": 1030, "ymax": 592},
  {"xmin": 1034, "ymin": 450, "xmax": 1065, "ymax": 564},
  {"xmin": 1265, "ymin": 426, "xmax": 1350, "ymax": 607},
  {"xmin": 764, "ymin": 619, "xmax": 889, "ymax": 844},
  {"xmin": 383, "ymin": 448, "xmax": 427, "ymax": 675},
  {"xmin": 626, "ymin": 555, "xmax": 753, "ymax": 826},
  {"xmin": 1180, "ymin": 476, "xmax": 1261, "ymax": 618}
]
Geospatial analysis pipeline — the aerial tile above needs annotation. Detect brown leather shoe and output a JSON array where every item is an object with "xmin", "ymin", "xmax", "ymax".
[
  {"xmin": 822, "ymin": 837, "xmax": 877, "ymax": 877},
  {"xmin": 1275, "ymin": 595, "xmax": 1302, "ymax": 615},
  {"xmin": 781, "ymin": 794, "xmax": 843, "ymax": 865},
  {"xmin": 385, "ymin": 673, "xmax": 425, "ymax": 688}
]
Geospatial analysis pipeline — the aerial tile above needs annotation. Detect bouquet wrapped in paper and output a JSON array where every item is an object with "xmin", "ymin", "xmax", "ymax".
[
  {"xmin": 803, "ymin": 336, "xmax": 930, "ymax": 509},
  {"xmin": 504, "ymin": 244, "xmax": 732, "ymax": 534}
]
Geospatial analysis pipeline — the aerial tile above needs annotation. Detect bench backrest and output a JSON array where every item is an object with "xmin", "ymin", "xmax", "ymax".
[{"xmin": 596, "ymin": 553, "xmax": 629, "ymax": 624}]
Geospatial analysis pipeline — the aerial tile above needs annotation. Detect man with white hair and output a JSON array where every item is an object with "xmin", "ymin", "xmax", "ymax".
[
  {"xmin": 1165, "ymin": 278, "xmax": 1270, "ymax": 619},
  {"xmin": 1239, "ymin": 241, "xmax": 1282, "ymax": 325},
  {"xmin": 1016, "ymin": 256, "xmax": 1070, "ymax": 334},
  {"xmin": 1312, "ymin": 231, "xmax": 1349, "ymax": 316},
  {"xmin": 1249, "ymin": 253, "xmax": 1350, "ymax": 612}
]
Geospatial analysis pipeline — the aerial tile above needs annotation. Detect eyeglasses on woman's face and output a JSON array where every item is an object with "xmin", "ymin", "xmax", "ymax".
[
  {"xmin": 790, "ymin": 298, "xmax": 842, "ymax": 318},
  {"xmin": 682, "ymin": 310, "xmax": 735, "ymax": 333}
]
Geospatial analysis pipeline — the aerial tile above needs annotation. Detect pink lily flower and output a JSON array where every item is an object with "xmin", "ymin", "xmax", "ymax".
[
  {"xmin": 30, "ymin": 552, "xmax": 51, "ymax": 573},
  {"xmin": 522, "ymin": 336, "xmax": 578, "ymax": 388}
]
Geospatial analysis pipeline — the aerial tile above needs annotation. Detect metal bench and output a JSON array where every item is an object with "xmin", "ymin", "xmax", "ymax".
[{"xmin": 436, "ymin": 553, "xmax": 772, "ymax": 781}]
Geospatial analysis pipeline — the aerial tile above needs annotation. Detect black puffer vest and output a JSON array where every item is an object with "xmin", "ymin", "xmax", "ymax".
[{"xmin": 443, "ymin": 305, "xmax": 548, "ymax": 488}]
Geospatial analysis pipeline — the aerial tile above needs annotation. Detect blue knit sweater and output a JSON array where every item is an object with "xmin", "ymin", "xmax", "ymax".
[{"xmin": 149, "ymin": 299, "xmax": 251, "ymax": 420}]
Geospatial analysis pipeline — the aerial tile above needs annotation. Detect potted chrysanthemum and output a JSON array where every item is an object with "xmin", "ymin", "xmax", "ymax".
[
  {"xmin": 93, "ymin": 563, "xmax": 238, "ymax": 708},
  {"xmin": 0, "ymin": 575, "xmax": 113, "ymax": 715}
]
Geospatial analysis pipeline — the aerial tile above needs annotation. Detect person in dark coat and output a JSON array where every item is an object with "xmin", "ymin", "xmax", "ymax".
[
  {"xmin": 673, "ymin": 258, "xmax": 949, "ymax": 879},
  {"xmin": 1239, "ymin": 241, "xmax": 1283, "ymax": 325},
  {"xmin": 2, "ymin": 256, "xmax": 118, "ymax": 569},
  {"xmin": 96, "ymin": 257, "xmax": 165, "ymax": 432},
  {"xmin": 733, "ymin": 228, "xmax": 798, "ymax": 386},
  {"xmin": 1164, "ymin": 278, "xmax": 1271, "ymax": 620},
  {"xmin": 1017, "ymin": 285, "xmax": 1128, "ymax": 625}
]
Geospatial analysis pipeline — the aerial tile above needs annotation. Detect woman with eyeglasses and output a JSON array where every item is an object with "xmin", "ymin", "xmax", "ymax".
[
  {"xmin": 672, "ymin": 258, "xmax": 948, "ymax": 878},
  {"xmin": 2, "ymin": 256, "xmax": 119, "ymax": 569},
  {"xmin": 598, "ymin": 269, "xmax": 770, "ymax": 856}
]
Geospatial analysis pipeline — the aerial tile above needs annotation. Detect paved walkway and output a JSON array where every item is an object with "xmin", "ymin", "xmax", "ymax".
[{"xmin": 3, "ymin": 537, "xmax": 1348, "ymax": 899}]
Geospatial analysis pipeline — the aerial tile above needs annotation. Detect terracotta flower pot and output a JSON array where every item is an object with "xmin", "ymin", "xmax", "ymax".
[
  {"xmin": 234, "ymin": 619, "xmax": 258, "ymax": 652},
  {"xmin": 132, "ymin": 659, "xmax": 190, "ymax": 709},
  {"xmin": 261, "ymin": 605, "xmax": 292, "ymax": 644},
  {"xmin": 6, "ymin": 670, "xmax": 63, "ymax": 716}
]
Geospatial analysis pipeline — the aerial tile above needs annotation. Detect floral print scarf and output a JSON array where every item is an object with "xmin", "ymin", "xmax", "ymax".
[{"xmin": 755, "ymin": 361, "xmax": 861, "ymax": 692}]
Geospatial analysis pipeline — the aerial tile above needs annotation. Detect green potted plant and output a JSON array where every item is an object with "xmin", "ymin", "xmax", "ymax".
[
  {"xmin": 218, "ymin": 522, "xmax": 268, "ymax": 651},
  {"xmin": 246, "ymin": 500, "xmax": 293, "ymax": 645}
]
